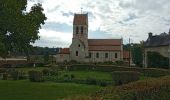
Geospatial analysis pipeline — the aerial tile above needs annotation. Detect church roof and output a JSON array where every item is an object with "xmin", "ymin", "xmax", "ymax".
[
  {"xmin": 73, "ymin": 14, "xmax": 88, "ymax": 25},
  {"xmin": 88, "ymin": 39, "xmax": 122, "ymax": 46},
  {"xmin": 59, "ymin": 48, "xmax": 70, "ymax": 54},
  {"xmin": 145, "ymin": 33, "xmax": 170, "ymax": 47},
  {"xmin": 88, "ymin": 39, "xmax": 122, "ymax": 51},
  {"xmin": 89, "ymin": 46, "xmax": 121, "ymax": 51}
]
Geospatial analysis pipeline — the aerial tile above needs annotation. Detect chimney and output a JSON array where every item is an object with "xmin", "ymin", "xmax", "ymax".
[{"xmin": 148, "ymin": 32, "xmax": 152, "ymax": 38}]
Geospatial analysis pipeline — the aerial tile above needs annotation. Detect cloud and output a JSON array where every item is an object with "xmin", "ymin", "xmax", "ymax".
[{"xmin": 28, "ymin": 0, "xmax": 170, "ymax": 47}]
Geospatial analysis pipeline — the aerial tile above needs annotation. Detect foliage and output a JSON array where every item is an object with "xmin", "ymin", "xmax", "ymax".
[
  {"xmin": 112, "ymin": 71, "xmax": 140, "ymax": 85},
  {"xmin": 131, "ymin": 44, "xmax": 143, "ymax": 67},
  {"xmin": 2, "ymin": 73, "xmax": 8, "ymax": 80},
  {"xmin": 0, "ymin": 0, "xmax": 46, "ymax": 59},
  {"xmin": 115, "ymin": 60, "xmax": 124, "ymax": 65},
  {"xmin": 28, "ymin": 70, "xmax": 44, "ymax": 82},
  {"xmin": 66, "ymin": 64, "xmax": 170, "ymax": 77},
  {"xmin": 147, "ymin": 51, "xmax": 169, "ymax": 69},
  {"xmin": 67, "ymin": 76, "xmax": 170, "ymax": 100},
  {"xmin": 42, "ymin": 68, "xmax": 50, "ymax": 76},
  {"xmin": 10, "ymin": 70, "xmax": 26, "ymax": 80}
]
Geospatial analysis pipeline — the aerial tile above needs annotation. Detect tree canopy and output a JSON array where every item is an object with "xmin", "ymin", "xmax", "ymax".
[{"xmin": 0, "ymin": 0, "xmax": 46, "ymax": 59}]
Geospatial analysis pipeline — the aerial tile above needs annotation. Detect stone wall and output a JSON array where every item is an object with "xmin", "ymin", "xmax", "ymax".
[{"xmin": 88, "ymin": 51, "xmax": 121, "ymax": 62}]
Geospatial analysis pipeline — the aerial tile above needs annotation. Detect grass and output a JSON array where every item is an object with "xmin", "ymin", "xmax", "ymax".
[{"xmin": 0, "ymin": 80, "xmax": 102, "ymax": 100}]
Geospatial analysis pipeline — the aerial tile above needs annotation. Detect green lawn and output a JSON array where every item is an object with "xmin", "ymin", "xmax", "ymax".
[{"xmin": 0, "ymin": 80, "xmax": 102, "ymax": 100}]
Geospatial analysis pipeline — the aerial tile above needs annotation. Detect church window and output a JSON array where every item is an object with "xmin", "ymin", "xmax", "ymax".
[
  {"xmin": 76, "ymin": 51, "xmax": 78, "ymax": 56},
  {"xmin": 115, "ymin": 53, "xmax": 118, "ymax": 58},
  {"xmin": 105, "ymin": 53, "xmax": 108, "ymax": 58},
  {"xmin": 96, "ymin": 53, "xmax": 99, "ymax": 58},
  {"xmin": 81, "ymin": 26, "xmax": 83, "ymax": 34},
  {"xmin": 76, "ymin": 26, "xmax": 79, "ymax": 34}
]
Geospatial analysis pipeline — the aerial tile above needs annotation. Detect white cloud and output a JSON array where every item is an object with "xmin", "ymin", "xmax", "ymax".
[{"xmin": 28, "ymin": 0, "xmax": 170, "ymax": 47}]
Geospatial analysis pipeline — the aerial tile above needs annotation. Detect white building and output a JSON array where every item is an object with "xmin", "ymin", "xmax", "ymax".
[{"xmin": 56, "ymin": 13, "xmax": 123, "ymax": 63}]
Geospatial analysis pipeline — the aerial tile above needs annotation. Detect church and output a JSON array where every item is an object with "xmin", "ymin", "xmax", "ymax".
[{"xmin": 56, "ymin": 13, "xmax": 124, "ymax": 63}]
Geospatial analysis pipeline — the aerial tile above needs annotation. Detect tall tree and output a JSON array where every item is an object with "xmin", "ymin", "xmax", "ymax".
[{"xmin": 0, "ymin": 0, "xmax": 46, "ymax": 60}]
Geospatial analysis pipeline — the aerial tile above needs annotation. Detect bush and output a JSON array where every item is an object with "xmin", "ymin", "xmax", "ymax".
[
  {"xmin": 2, "ymin": 73, "xmax": 8, "ymax": 80},
  {"xmin": 112, "ymin": 71, "xmax": 140, "ymax": 85},
  {"xmin": 28, "ymin": 71, "xmax": 44, "ymax": 82},
  {"xmin": 10, "ymin": 70, "xmax": 26, "ymax": 80},
  {"xmin": 95, "ymin": 76, "xmax": 170, "ymax": 100},
  {"xmin": 86, "ymin": 77, "xmax": 97, "ymax": 85},
  {"xmin": 70, "ymin": 74, "xmax": 75, "ymax": 80},
  {"xmin": 0, "ymin": 68, "xmax": 6, "ymax": 73},
  {"xmin": 115, "ymin": 60, "xmax": 124, "ymax": 65},
  {"xmin": 42, "ymin": 69, "xmax": 50, "ymax": 76}
]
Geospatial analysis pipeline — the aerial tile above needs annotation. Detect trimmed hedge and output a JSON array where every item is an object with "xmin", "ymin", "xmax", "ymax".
[
  {"xmin": 112, "ymin": 71, "xmax": 140, "ymax": 85},
  {"xmin": 65, "ymin": 76, "xmax": 170, "ymax": 100},
  {"xmin": 65, "ymin": 64, "xmax": 170, "ymax": 77},
  {"xmin": 28, "ymin": 70, "xmax": 44, "ymax": 82}
]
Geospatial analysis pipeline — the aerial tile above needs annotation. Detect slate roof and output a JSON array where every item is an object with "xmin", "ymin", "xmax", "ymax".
[
  {"xmin": 73, "ymin": 14, "xmax": 88, "ymax": 25},
  {"xmin": 145, "ymin": 34, "xmax": 170, "ymax": 47}
]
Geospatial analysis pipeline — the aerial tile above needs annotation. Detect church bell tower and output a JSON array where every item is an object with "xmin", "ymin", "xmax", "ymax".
[{"xmin": 70, "ymin": 13, "xmax": 89, "ymax": 62}]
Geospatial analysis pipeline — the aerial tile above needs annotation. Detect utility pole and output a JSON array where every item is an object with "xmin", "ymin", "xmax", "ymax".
[
  {"xmin": 169, "ymin": 45, "xmax": 170, "ymax": 69},
  {"xmin": 129, "ymin": 38, "xmax": 131, "ymax": 67}
]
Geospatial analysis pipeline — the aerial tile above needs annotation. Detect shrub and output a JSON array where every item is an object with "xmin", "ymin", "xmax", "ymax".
[
  {"xmin": 70, "ymin": 74, "xmax": 75, "ymax": 80},
  {"xmin": 2, "ymin": 73, "xmax": 8, "ymax": 80},
  {"xmin": 86, "ymin": 77, "xmax": 97, "ymax": 85},
  {"xmin": 95, "ymin": 76, "xmax": 170, "ymax": 100},
  {"xmin": 11, "ymin": 71, "xmax": 26, "ymax": 80},
  {"xmin": 28, "ymin": 71, "xmax": 44, "ymax": 82},
  {"xmin": 42, "ymin": 69, "xmax": 50, "ymax": 76},
  {"xmin": 112, "ymin": 71, "xmax": 140, "ymax": 85},
  {"xmin": 0, "ymin": 68, "xmax": 6, "ymax": 73},
  {"xmin": 115, "ymin": 60, "xmax": 124, "ymax": 65}
]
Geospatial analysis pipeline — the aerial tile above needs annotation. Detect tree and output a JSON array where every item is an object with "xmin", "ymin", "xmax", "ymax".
[
  {"xmin": 0, "ymin": 0, "xmax": 46, "ymax": 60},
  {"xmin": 131, "ymin": 44, "xmax": 143, "ymax": 67}
]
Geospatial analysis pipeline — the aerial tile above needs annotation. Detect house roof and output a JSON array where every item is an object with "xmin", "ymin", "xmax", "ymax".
[
  {"xmin": 73, "ymin": 14, "xmax": 88, "ymax": 25},
  {"xmin": 123, "ymin": 51, "xmax": 130, "ymax": 59},
  {"xmin": 145, "ymin": 34, "xmax": 170, "ymax": 47},
  {"xmin": 88, "ymin": 39, "xmax": 122, "ymax": 46},
  {"xmin": 59, "ymin": 48, "xmax": 70, "ymax": 54},
  {"xmin": 89, "ymin": 46, "xmax": 121, "ymax": 51}
]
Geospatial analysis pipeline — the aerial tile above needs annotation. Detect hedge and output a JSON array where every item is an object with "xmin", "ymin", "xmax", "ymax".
[
  {"xmin": 65, "ymin": 76, "xmax": 170, "ymax": 100},
  {"xmin": 65, "ymin": 64, "xmax": 170, "ymax": 77},
  {"xmin": 112, "ymin": 71, "xmax": 140, "ymax": 85},
  {"xmin": 28, "ymin": 70, "xmax": 44, "ymax": 82}
]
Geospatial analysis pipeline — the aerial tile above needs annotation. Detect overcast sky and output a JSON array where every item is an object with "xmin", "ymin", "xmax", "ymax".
[{"xmin": 28, "ymin": 0, "xmax": 170, "ymax": 48}]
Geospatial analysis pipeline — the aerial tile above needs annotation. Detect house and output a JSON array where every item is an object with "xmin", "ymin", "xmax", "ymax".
[
  {"xmin": 56, "ymin": 13, "xmax": 123, "ymax": 63},
  {"xmin": 144, "ymin": 30, "xmax": 170, "ymax": 67}
]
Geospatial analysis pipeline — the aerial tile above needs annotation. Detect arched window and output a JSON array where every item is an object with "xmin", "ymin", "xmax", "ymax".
[
  {"xmin": 81, "ymin": 26, "xmax": 83, "ymax": 34},
  {"xmin": 76, "ymin": 51, "xmax": 78, "ymax": 56},
  {"xmin": 76, "ymin": 26, "xmax": 79, "ymax": 34}
]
